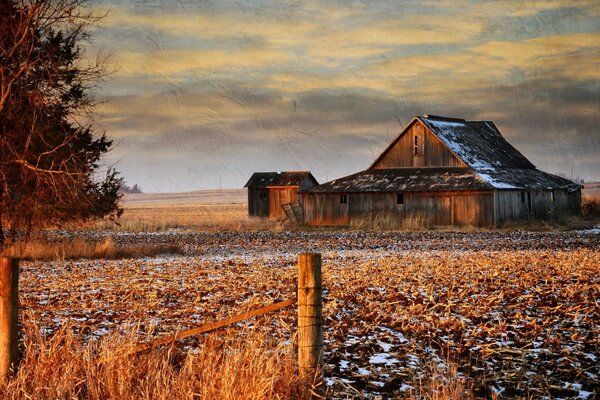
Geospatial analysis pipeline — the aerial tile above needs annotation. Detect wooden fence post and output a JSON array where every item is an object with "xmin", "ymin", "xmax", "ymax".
[
  {"xmin": 0, "ymin": 257, "xmax": 19, "ymax": 382},
  {"xmin": 297, "ymin": 253, "xmax": 323, "ymax": 399}
]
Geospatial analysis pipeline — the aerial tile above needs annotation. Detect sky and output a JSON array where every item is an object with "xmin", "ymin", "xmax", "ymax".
[{"xmin": 89, "ymin": 0, "xmax": 600, "ymax": 193}]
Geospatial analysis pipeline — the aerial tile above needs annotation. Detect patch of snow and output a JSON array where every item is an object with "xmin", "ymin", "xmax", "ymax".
[
  {"xmin": 377, "ymin": 340, "xmax": 392, "ymax": 352},
  {"xmin": 577, "ymin": 227, "xmax": 600, "ymax": 235},
  {"xmin": 477, "ymin": 173, "xmax": 517, "ymax": 189},
  {"xmin": 369, "ymin": 353, "xmax": 399, "ymax": 366},
  {"xmin": 399, "ymin": 383, "xmax": 412, "ymax": 392}
]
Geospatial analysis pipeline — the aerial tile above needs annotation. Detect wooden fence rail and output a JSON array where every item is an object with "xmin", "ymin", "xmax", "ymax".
[{"xmin": 132, "ymin": 298, "xmax": 297, "ymax": 354}]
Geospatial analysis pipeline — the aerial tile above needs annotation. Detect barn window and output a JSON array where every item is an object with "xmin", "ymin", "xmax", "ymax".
[
  {"xmin": 521, "ymin": 192, "xmax": 525, "ymax": 203},
  {"xmin": 550, "ymin": 191, "xmax": 555, "ymax": 203},
  {"xmin": 396, "ymin": 193, "xmax": 404, "ymax": 204},
  {"xmin": 340, "ymin": 194, "xmax": 347, "ymax": 205},
  {"xmin": 414, "ymin": 135, "xmax": 419, "ymax": 155}
]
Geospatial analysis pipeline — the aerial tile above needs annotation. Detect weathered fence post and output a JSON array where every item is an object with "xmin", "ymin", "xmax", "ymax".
[
  {"xmin": 0, "ymin": 257, "xmax": 18, "ymax": 382},
  {"xmin": 297, "ymin": 253, "xmax": 323, "ymax": 399}
]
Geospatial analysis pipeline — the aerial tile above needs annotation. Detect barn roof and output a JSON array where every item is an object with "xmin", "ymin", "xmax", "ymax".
[
  {"xmin": 244, "ymin": 171, "xmax": 316, "ymax": 188},
  {"xmin": 303, "ymin": 167, "xmax": 580, "ymax": 193},
  {"xmin": 417, "ymin": 115, "xmax": 535, "ymax": 170},
  {"xmin": 302, "ymin": 168, "xmax": 492, "ymax": 193},
  {"xmin": 477, "ymin": 168, "xmax": 580, "ymax": 191},
  {"xmin": 370, "ymin": 115, "xmax": 536, "ymax": 171}
]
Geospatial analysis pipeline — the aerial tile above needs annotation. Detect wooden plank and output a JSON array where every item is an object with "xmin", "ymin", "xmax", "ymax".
[
  {"xmin": 282, "ymin": 203, "xmax": 296, "ymax": 222},
  {"xmin": 291, "ymin": 202, "xmax": 303, "ymax": 222},
  {"xmin": 132, "ymin": 298, "xmax": 296, "ymax": 354}
]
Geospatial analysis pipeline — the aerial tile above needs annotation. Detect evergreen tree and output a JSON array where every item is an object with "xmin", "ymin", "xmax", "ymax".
[{"xmin": 0, "ymin": 0, "xmax": 121, "ymax": 246}]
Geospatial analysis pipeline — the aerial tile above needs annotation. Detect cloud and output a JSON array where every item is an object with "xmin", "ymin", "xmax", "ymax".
[{"xmin": 88, "ymin": 0, "xmax": 600, "ymax": 190}]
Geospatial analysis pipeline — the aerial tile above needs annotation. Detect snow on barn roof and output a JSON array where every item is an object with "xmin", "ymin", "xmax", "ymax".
[
  {"xmin": 476, "ymin": 168, "xmax": 580, "ymax": 192},
  {"xmin": 302, "ymin": 168, "xmax": 493, "ymax": 193},
  {"xmin": 244, "ymin": 171, "xmax": 316, "ymax": 188},
  {"xmin": 418, "ymin": 115, "xmax": 535, "ymax": 170}
]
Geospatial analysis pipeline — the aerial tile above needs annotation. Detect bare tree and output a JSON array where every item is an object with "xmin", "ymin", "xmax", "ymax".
[{"xmin": 0, "ymin": 0, "xmax": 121, "ymax": 246}]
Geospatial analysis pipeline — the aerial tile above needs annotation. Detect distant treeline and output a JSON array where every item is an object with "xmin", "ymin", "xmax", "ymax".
[{"xmin": 120, "ymin": 183, "xmax": 143, "ymax": 194}]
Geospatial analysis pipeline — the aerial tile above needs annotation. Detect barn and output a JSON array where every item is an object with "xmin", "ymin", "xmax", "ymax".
[
  {"xmin": 301, "ymin": 115, "xmax": 581, "ymax": 227},
  {"xmin": 245, "ymin": 171, "xmax": 318, "ymax": 220}
]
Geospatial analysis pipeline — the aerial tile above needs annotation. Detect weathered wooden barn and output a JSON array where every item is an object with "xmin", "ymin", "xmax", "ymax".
[
  {"xmin": 245, "ymin": 171, "xmax": 318, "ymax": 220},
  {"xmin": 301, "ymin": 115, "xmax": 581, "ymax": 227}
]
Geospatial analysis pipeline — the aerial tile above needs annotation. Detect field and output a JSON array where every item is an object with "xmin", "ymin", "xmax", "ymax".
[
  {"xmin": 10, "ymin": 228, "xmax": 599, "ymax": 399},
  {"xmin": 2, "ymin": 192, "xmax": 600, "ymax": 399}
]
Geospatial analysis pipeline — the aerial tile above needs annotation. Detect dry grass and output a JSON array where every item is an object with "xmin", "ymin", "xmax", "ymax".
[
  {"xmin": 411, "ymin": 361, "xmax": 480, "ymax": 400},
  {"xmin": 582, "ymin": 194, "xmax": 600, "ymax": 220},
  {"xmin": 349, "ymin": 211, "xmax": 429, "ymax": 231},
  {"xmin": 2, "ymin": 318, "xmax": 298, "ymax": 400},
  {"xmin": 87, "ymin": 204, "xmax": 282, "ymax": 232},
  {"xmin": 0, "ymin": 238, "xmax": 183, "ymax": 261}
]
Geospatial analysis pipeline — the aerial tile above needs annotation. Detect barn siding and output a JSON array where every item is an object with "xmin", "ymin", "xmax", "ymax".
[
  {"xmin": 496, "ymin": 189, "xmax": 581, "ymax": 224},
  {"xmin": 496, "ymin": 190, "xmax": 529, "ymax": 222},
  {"xmin": 268, "ymin": 187, "xmax": 299, "ymax": 219},
  {"xmin": 248, "ymin": 188, "xmax": 270, "ymax": 218},
  {"xmin": 302, "ymin": 193, "xmax": 349, "ymax": 225},
  {"xmin": 372, "ymin": 122, "xmax": 465, "ymax": 169},
  {"xmin": 409, "ymin": 191, "xmax": 494, "ymax": 227},
  {"xmin": 303, "ymin": 191, "xmax": 494, "ymax": 227},
  {"xmin": 567, "ymin": 191, "xmax": 581, "ymax": 215}
]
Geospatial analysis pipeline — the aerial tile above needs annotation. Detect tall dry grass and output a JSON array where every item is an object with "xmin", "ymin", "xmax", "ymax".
[
  {"xmin": 89, "ymin": 204, "xmax": 281, "ymax": 232},
  {"xmin": 2, "ymin": 319, "xmax": 298, "ymax": 400},
  {"xmin": 349, "ymin": 211, "xmax": 431, "ymax": 231},
  {"xmin": 0, "ymin": 238, "xmax": 183, "ymax": 261},
  {"xmin": 582, "ymin": 194, "xmax": 600, "ymax": 220}
]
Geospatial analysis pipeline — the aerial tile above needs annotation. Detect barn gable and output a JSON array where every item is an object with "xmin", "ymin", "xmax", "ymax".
[
  {"xmin": 370, "ymin": 118, "xmax": 465, "ymax": 169},
  {"xmin": 370, "ymin": 115, "xmax": 536, "ymax": 171}
]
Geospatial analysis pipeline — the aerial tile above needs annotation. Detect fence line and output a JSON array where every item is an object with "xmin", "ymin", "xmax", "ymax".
[{"xmin": 0, "ymin": 254, "xmax": 324, "ymax": 399}]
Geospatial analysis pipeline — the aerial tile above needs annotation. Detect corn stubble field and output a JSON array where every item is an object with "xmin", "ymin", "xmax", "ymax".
[{"xmin": 2, "ymin": 193, "xmax": 600, "ymax": 399}]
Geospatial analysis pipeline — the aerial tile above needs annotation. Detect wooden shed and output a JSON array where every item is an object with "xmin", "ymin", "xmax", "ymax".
[
  {"xmin": 301, "ymin": 115, "xmax": 581, "ymax": 227},
  {"xmin": 244, "ymin": 171, "xmax": 318, "ymax": 220}
]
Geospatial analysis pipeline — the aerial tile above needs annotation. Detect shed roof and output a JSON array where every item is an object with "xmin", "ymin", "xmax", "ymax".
[
  {"xmin": 244, "ymin": 171, "xmax": 316, "ymax": 188},
  {"xmin": 303, "ymin": 166, "xmax": 580, "ymax": 193},
  {"xmin": 302, "ymin": 168, "xmax": 493, "ymax": 193},
  {"xmin": 476, "ymin": 168, "xmax": 580, "ymax": 191}
]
